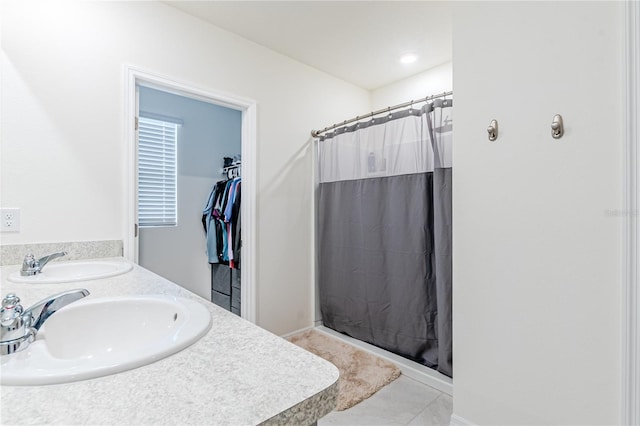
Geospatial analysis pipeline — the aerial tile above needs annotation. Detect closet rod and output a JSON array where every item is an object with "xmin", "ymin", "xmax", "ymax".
[{"xmin": 310, "ymin": 90, "xmax": 453, "ymax": 138}]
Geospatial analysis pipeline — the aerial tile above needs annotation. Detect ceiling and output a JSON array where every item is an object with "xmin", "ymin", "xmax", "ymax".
[{"xmin": 164, "ymin": 1, "xmax": 453, "ymax": 91}]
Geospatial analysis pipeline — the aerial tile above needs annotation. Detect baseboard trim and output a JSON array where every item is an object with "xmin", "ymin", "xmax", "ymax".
[
  {"xmin": 315, "ymin": 325, "xmax": 453, "ymax": 395},
  {"xmin": 450, "ymin": 414, "xmax": 475, "ymax": 426},
  {"xmin": 279, "ymin": 325, "xmax": 315, "ymax": 339}
]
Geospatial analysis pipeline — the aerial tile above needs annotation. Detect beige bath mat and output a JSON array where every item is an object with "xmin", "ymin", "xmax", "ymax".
[{"xmin": 288, "ymin": 329, "xmax": 401, "ymax": 411}]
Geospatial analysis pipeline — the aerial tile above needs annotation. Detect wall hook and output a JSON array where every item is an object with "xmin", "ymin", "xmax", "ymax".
[
  {"xmin": 551, "ymin": 114, "xmax": 564, "ymax": 139},
  {"xmin": 487, "ymin": 119, "xmax": 498, "ymax": 141}
]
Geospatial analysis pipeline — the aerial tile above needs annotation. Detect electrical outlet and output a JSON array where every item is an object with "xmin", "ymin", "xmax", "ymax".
[{"xmin": 1, "ymin": 208, "xmax": 21, "ymax": 232}]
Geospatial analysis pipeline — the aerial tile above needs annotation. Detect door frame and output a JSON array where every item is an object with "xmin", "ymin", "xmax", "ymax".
[
  {"xmin": 623, "ymin": 1, "xmax": 639, "ymax": 424},
  {"xmin": 123, "ymin": 65, "xmax": 257, "ymax": 323}
]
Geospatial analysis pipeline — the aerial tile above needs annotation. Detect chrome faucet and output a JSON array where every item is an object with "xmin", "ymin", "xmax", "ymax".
[
  {"xmin": 0, "ymin": 288, "xmax": 89, "ymax": 355},
  {"xmin": 20, "ymin": 251, "xmax": 67, "ymax": 276}
]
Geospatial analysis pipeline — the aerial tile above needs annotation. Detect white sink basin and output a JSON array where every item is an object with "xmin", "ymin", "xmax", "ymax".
[
  {"xmin": 0, "ymin": 295, "xmax": 211, "ymax": 385},
  {"xmin": 7, "ymin": 260, "xmax": 133, "ymax": 283}
]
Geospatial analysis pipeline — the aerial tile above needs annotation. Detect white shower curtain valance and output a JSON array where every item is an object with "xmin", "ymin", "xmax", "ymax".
[{"xmin": 318, "ymin": 100, "xmax": 452, "ymax": 183}]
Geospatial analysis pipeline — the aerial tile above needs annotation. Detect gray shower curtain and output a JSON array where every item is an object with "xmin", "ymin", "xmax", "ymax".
[{"xmin": 317, "ymin": 99, "xmax": 453, "ymax": 377}]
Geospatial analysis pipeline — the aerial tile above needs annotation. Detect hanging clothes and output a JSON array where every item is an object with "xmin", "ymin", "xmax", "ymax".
[{"xmin": 202, "ymin": 176, "xmax": 242, "ymax": 268}]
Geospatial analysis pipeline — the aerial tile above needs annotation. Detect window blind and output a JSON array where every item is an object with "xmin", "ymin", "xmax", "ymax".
[{"xmin": 138, "ymin": 116, "xmax": 178, "ymax": 227}]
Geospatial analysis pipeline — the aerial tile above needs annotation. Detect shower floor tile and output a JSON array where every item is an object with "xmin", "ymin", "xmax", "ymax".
[{"xmin": 319, "ymin": 375, "xmax": 451, "ymax": 426}]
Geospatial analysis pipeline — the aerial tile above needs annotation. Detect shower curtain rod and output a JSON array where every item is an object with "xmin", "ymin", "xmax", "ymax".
[{"xmin": 310, "ymin": 90, "xmax": 453, "ymax": 138}]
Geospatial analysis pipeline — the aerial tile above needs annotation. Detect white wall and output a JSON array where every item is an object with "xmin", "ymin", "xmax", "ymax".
[
  {"xmin": 137, "ymin": 86, "xmax": 242, "ymax": 301},
  {"xmin": 452, "ymin": 2, "xmax": 624, "ymax": 424},
  {"xmin": 0, "ymin": 1, "xmax": 370, "ymax": 335},
  {"xmin": 371, "ymin": 62, "xmax": 452, "ymax": 110}
]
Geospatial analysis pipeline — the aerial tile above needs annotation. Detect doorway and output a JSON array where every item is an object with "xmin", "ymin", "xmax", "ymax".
[
  {"xmin": 123, "ymin": 66, "xmax": 257, "ymax": 323},
  {"xmin": 137, "ymin": 85, "xmax": 241, "ymax": 304}
]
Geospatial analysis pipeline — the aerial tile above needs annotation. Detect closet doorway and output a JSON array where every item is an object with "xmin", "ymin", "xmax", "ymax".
[{"xmin": 123, "ymin": 66, "xmax": 257, "ymax": 323}]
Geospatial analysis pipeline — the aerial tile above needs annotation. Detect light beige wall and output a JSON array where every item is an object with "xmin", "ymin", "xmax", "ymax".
[
  {"xmin": 452, "ymin": 2, "xmax": 624, "ymax": 424},
  {"xmin": 0, "ymin": 1, "xmax": 370, "ymax": 335},
  {"xmin": 371, "ymin": 61, "xmax": 452, "ymax": 110}
]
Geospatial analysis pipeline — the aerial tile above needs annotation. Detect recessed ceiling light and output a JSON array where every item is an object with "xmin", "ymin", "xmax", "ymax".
[{"xmin": 400, "ymin": 54, "xmax": 417, "ymax": 64}]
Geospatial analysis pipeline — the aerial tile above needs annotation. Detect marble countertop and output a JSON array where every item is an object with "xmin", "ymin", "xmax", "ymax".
[{"xmin": 0, "ymin": 259, "xmax": 339, "ymax": 425}]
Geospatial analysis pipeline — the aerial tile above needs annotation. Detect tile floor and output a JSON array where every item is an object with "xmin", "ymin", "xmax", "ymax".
[{"xmin": 319, "ymin": 375, "xmax": 453, "ymax": 426}]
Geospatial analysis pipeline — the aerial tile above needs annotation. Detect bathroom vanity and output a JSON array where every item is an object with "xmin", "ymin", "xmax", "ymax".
[{"xmin": 0, "ymin": 259, "xmax": 338, "ymax": 425}]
